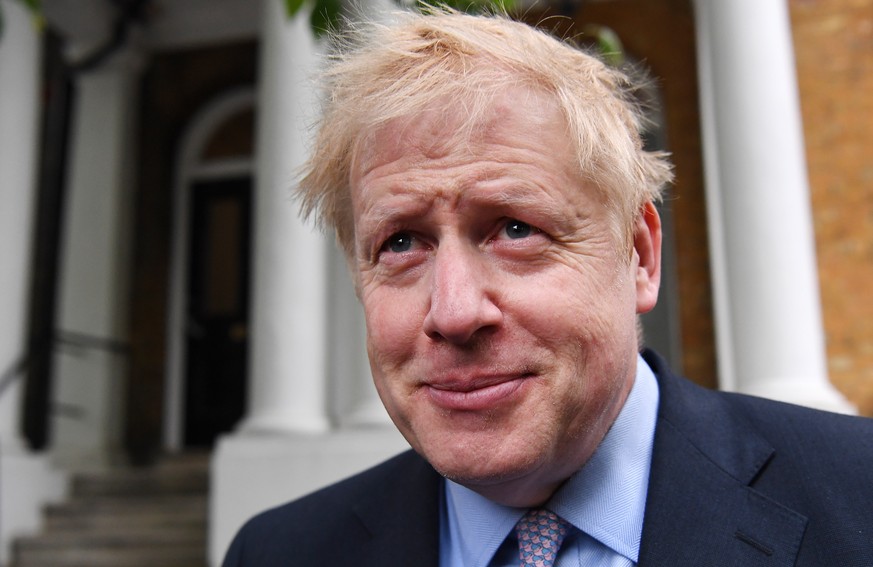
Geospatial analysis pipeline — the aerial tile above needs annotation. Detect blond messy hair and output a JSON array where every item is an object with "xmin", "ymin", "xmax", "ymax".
[{"xmin": 298, "ymin": 7, "xmax": 673, "ymax": 256}]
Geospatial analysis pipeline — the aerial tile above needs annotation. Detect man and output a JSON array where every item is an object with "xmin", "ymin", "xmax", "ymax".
[{"xmin": 223, "ymin": 9, "xmax": 873, "ymax": 566}]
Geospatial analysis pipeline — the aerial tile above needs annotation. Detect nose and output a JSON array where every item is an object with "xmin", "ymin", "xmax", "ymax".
[{"xmin": 423, "ymin": 243, "xmax": 503, "ymax": 344}]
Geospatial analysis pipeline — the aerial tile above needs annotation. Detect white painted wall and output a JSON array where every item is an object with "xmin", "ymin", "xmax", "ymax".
[
  {"xmin": 50, "ymin": 49, "xmax": 141, "ymax": 468},
  {"xmin": 0, "ymin": 0, "xmax": 40, "ymax": 445},
  {"xmin": 0, "ymin": 1, "xmax": 68, "ymax": 564}
]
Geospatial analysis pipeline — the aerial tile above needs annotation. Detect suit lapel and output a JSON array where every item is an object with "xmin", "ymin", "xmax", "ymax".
[
  {"xmin": 351, "ymin": 451, "xmax": 442, "ymax": 567},
  {"xmin": 639, "ymin": 351, "xmax": 808, "ymax": 567}
]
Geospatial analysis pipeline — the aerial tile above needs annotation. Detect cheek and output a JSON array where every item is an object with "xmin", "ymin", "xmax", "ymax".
[
  {"xmin": 363, "ymin": 288, "xmax": 424, "ymax": 367},
  {"xmin": 510, "ymin": 265, "xmax": 618, "ymax": 328},
  {"xmin": 509, "ymin": 262, "xmax": 638, "ymax": 365}
]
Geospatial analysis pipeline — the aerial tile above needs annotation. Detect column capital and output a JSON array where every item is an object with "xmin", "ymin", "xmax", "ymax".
[{"xmin": 64, "ymin": 37, "xmax": 147, "ymax": 76}]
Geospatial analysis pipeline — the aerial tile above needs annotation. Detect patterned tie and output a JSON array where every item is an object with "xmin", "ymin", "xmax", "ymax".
[{"xmin": 515, "ymin": 508, "xmax": 571, "ymax": 567}]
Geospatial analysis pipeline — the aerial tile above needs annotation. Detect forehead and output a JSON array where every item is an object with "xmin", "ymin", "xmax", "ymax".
[
  {"xmin": 351, "ymin": 87, "xmax": 572, "ymax": 187},
  {"xmin": 346, "ymin": 87, "xmax": 616, "ymax": 255}
]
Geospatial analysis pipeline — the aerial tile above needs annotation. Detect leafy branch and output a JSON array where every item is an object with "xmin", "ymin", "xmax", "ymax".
[
  {"xmin": 0, "ymin": 0, "xmax": 44, "ymax": 38},
  {"xmin": 284, "ymin": 0, "xmax": 518, "ymax": 37},
  {"xmin": 281, "ymin": 0, "xmax": 624, "ymax": 69}
]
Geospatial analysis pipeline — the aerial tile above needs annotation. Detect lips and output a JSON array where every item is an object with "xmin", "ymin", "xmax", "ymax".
[{"xmin": 424, "ymin": 373, "xmax": 531, "ymax": 412}]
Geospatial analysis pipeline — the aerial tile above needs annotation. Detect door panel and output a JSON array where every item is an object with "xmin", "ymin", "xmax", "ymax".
[{"xmin": 185, "ymin": 177, "xmax": 251, "ymax": 447}]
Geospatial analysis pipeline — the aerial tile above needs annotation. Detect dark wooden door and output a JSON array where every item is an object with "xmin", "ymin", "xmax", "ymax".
[{"xmin": 185, "ymin": 177, "xmax": 251, "ymax": 447}]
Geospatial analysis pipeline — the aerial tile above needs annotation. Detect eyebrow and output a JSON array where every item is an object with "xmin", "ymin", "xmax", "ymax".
[
  {"xmin": 355, "ymin": 190, "xmax": 436, "ymax": 242},
  {"xmin": 477, "ymin": 184, "xmax": 574, "ymax": 216},
  {"xmin": 357, "ymin": 178, "xmax": 583, "ymax": 242}
]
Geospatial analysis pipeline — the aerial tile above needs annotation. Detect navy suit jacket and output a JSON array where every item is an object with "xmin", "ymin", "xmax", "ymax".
[{"xmin": 223, "ymin": 350, "xmax": 873, "ymax": 566}]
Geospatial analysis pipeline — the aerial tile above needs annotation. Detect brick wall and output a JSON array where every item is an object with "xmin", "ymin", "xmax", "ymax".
[
  {"xmin": 791, "ymin": 0, "xmax": 873, "ymax": 416},
  {"xmin": 525, "ymin": 0, "xmax": 873, "ymax": 414}
]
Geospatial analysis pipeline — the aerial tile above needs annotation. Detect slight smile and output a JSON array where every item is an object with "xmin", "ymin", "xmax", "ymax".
[{"xmin": 424, "ymin": 375, "xmax": 532, "ymax": 412}]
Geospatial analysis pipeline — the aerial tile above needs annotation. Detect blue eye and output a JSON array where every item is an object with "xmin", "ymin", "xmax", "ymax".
[
  {"xmin": 504, "ymin": 220, "xmax": 533, "ymax": 239},
  {"xmin": 384, "ymin": 232, "xmax": 414, "ymax": 253}
]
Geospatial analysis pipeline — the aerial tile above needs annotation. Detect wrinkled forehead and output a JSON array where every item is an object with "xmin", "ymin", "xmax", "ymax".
[{"xmin": 350, "ymin": 86, "xmax": 569, "ymax": 187}]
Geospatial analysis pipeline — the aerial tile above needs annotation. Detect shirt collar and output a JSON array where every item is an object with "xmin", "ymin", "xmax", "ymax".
[{"xmin": 443, "ymin": 354, "xmax": 660, "ymax": 566}]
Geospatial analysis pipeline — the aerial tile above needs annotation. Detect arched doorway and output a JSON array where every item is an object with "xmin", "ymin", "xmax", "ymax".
[
  {"xmin": 166, "ymin": 89, "xmax": 256, "ymax": 450},
  {"xmin": 127, "ymin": 39, "xmax": 258, "ymax": 464}
]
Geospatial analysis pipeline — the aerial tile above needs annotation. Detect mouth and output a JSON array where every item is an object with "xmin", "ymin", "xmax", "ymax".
[{"xmin": 424, "ymin": 374, "xmax": 532, "ymax": 412}]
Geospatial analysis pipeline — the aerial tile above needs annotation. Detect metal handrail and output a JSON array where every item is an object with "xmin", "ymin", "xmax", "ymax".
[
  {"xmin": 0, "ymin": 330, "xmax": 130, "ymax": 401},
  {"xmin": 0, "ymin": 355, "xmax": 28, "ymax": 400},
  {"xmin": 55, "ymin": 329, "xmax": 130, "ymax": 355}
]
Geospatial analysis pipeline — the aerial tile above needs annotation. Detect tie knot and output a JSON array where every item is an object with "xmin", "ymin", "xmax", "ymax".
[{"xmin": 515, "ymin": 508, "xmax": 570, "ymax": 567}]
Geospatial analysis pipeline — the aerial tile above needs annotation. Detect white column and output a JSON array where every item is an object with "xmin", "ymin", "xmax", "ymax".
[
  {"xmin": 51, "ymin": 48, "xmax": 141, "ymax": 467},
  {"xmin": 0, "ymin": 3, "xmax": 68, "ymax": 564},
  {"xmin": 0, "ymin": 0, "xmax": 41, "ymax": 453},
  {"xmin": 210, "ymin": 5, "xmax": 410, "ymax": 564},
  {"xmin": 328, "ymin": 249, "xmax": 392, "ymax": 427},
  {"xmin": 240, "ymin": 0, "xmax": 331, "ymax": 434},
  {"xmin": 693, "ymin": 0, "xmax": 854, "ymax": 413}
]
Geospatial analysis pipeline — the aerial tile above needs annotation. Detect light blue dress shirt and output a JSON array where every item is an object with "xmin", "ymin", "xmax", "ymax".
[{"xmin": 439, "ymin": 355, "xmax": 660, "ymax": 567}]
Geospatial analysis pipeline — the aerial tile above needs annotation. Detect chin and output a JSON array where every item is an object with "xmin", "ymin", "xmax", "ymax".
[{"xmin": 426, "ymin": 444, "xmax": 544, "ymax": 487}]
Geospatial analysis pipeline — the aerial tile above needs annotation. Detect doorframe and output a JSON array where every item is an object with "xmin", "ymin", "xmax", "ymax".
[{"xmin": 164, "ymin": 87, "xmax": 255, "ymax": 452}]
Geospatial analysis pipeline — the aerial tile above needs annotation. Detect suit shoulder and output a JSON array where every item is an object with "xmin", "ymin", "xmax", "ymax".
[
  {"xmin": 646, "ymin": 348, "xmax": 873, "ymax": 454},
  {"xmin": 241, "ymin": 449, "xmax": 427, "ymax": 531},
  {"xmin": 647, "ymin": 348, "xmax": 873, "ymax": 485},
  {"xmin": 721, "ymin": 390, "xmax": 873, "ymax": 450},
  {"xmin": 222, "ymin": 450, "xmax": 437, "ymax": 566}
]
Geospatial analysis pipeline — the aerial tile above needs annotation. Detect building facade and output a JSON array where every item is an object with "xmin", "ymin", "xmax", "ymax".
[{"xmin": 0, "ymin": 0, "xmax": 870, "ymax": 564}]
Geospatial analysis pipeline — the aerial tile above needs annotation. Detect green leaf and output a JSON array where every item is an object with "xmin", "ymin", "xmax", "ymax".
[
  {"xmin": 583, "ymin": 24, "xmax": 625, "ymax": 67},
  {"xmin": 427, "ymin": 0, "xmax": 515, "ymax": 14},
  {"xmin": 284, "ymin": 0, "xmax": 307, "ymax": 18},
  {"xmin": 309, "ymin": 0, "xmax": 342, "ymax": 37},
  {"xmin": 0, "ymin": 0, "xmax": 45, "ymax": 38}
]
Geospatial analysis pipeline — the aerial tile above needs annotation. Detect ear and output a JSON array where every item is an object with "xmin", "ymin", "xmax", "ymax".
[{"xmin": 634, "ymin": 202, "xmax": 662, "ymax": 315}]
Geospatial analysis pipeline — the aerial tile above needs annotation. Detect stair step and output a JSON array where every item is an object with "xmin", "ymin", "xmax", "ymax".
[
  {"xmin": 16, "ymin": 530, "xmax": 205, "ymax": 549},
  {"xmin": 47, "ymin": 494, "xmax": 207, "ymax": 514},
  {"xmin": 12, "ymin": 454, "xmax": 210, "ymax": 567},
  {"xmin": 44, "ymin": 498, "xmax": 207, "ymax": 534},
  {"xmin": 45, "ymin": 513, "xmax": 206, "ymax": 532},
  {"xmin": 72, "ymin": 469, "xmax": 208, "ymax": 497},
  {"xmin": 13, "ymin": 545, "xmax": 205, "ymax": 567}
]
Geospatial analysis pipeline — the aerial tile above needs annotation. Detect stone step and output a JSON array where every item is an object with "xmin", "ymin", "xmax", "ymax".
[
  {"xmin": 14, "ymin": 528, "xmax": 206, "ymax": 566},
  {"xmin": 11, "ymin": 453, "xmax": 210, "ymax": 567},
  {"xmin": 44, "ymin": 496, "xmax": 207, "ymax": 535},
  {"xmin": 35, "ymin": 515, "xmax": 207, "ymax": 537},
  {"xmin": 47, "ymin": 493, "xmax": 208, "ymax": 513},
  {"xmin": 13, "ymin": 545, "xmax": 206, "ymax": 567},
  {"xmin": 71, "ymin": 467, "xmax": 209, "ymax": 497},
  {"xmin": 16, "ymin": 529, "xmax": 206, "ymax": 549},
  {"xmin": 71, "ymin": 453, "xmax": 210, "ymax": 498},
  {"xmin": 44, "ymin": 513, "xmax": 207, "ymax": 533}
]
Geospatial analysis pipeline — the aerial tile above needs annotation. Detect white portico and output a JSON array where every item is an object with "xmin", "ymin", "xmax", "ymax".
[
  {"xmin": 0, "ymin": 0, "xmax": 857, "ymax": 565},
  {"xmin": 210, "ymin": 0, "xmax": 854, "ymax": 563}
]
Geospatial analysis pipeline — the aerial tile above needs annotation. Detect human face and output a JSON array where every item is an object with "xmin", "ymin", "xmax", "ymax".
[{"xmin": 351, "ymin": 88, "xmax": 661, "ymax": 507}]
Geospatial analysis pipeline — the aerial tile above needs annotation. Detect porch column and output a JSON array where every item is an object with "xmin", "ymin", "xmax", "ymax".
[
  {"xmin": 51, "ymin": 47, "xmax": 142, "ymax": 466},
  {"xmin": 693, "ymin": 0, "xmax": 854, "ymax": 412},
  {"xmin": 328, "ymin": 252, "xmax": 392, "ymax": 427},
  {"xmin": 0, "ymin": 0, "xmax": 40, "ymax": 453},
  {"xmin": 239, "ymin": 0, "xmax": 331, "ymax": 434},
  {"xmin": 0, "ymin": 3, "xmax": 67, "ymax": 564},
  {"xmin": 210, "ymin": 4, "xmax": 409, "ymax": 564}
]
